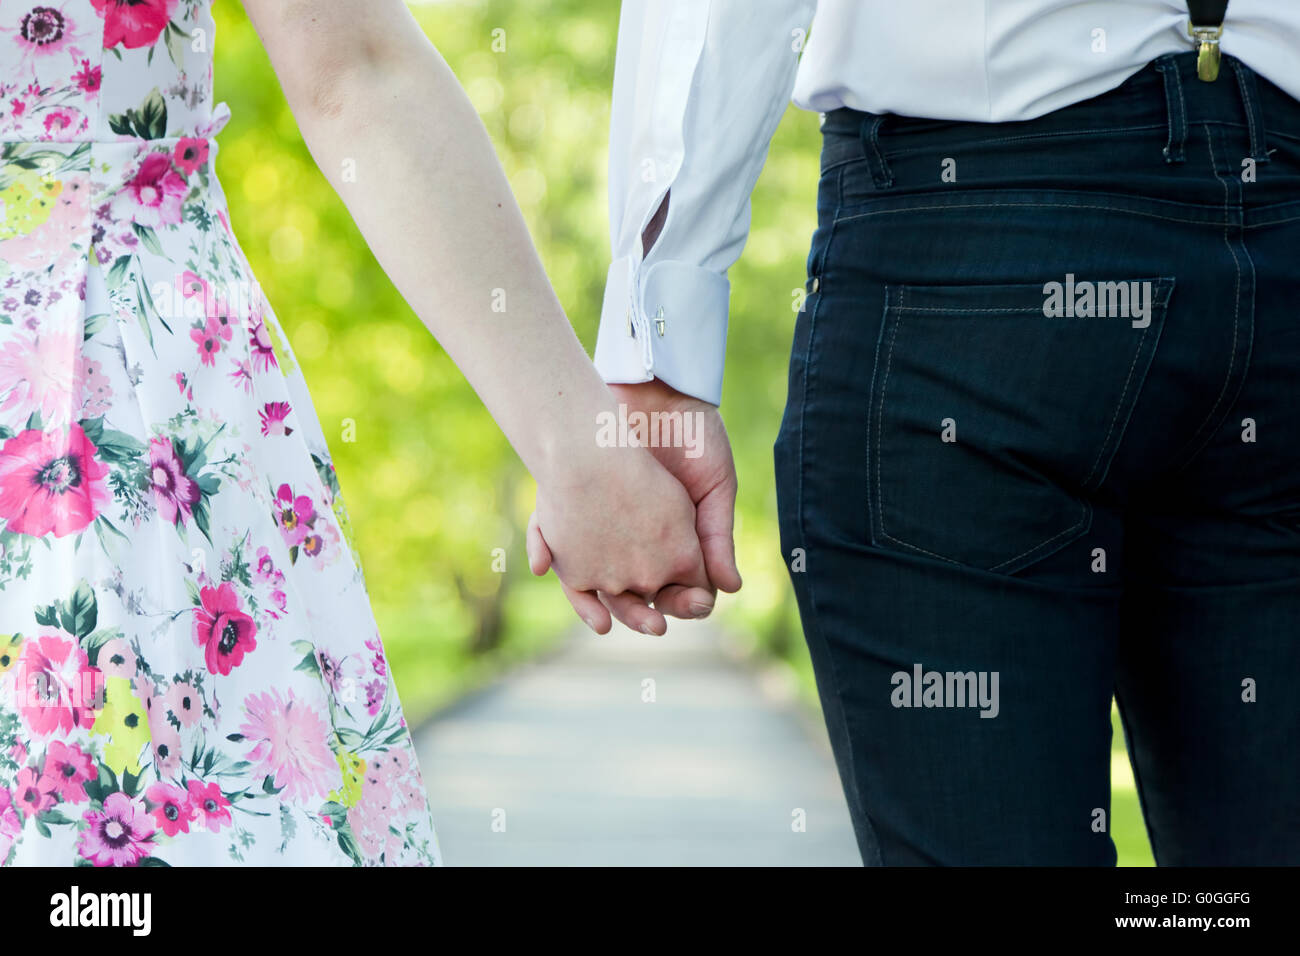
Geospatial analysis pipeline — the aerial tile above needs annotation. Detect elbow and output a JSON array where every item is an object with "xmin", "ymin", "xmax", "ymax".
[{"xmin": 271, "ymin": 6, "xmax": 418, "ymax": 127}]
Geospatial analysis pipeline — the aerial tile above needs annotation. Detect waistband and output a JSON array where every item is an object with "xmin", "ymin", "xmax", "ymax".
[{"xmin": 820, "ymin": 52, "xmax": 1300, "ymax": 170}]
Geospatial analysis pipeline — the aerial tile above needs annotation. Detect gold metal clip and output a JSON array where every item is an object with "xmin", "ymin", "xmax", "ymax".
[
  {"xmin": 653, "ymin": 307, "xmax": 665, "ymax": 337},
  {"xmin": 1189, "ymin": 21, "xmax": 1223, "ymax": 82}
]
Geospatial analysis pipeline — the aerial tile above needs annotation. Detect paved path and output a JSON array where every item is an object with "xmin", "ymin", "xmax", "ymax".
[{"xmin": 414, "ymin": 619, "xmax": 861, "ymax": 866}]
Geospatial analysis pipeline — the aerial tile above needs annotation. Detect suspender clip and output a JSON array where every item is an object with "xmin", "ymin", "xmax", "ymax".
[{"xmin": 1189, "ymin": 21, "xmax": 1223, "ymax": 81}]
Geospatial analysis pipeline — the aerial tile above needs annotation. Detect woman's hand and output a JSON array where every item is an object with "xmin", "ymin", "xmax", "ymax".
[{"xmin": 527, "ymin": 444, "xmax": 715, "ymax": 636}]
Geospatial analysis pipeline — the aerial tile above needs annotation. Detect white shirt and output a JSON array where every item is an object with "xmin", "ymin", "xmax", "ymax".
[{"xmin": 593, "ymin": 0, "xmax": 1300, "ymax": 406}]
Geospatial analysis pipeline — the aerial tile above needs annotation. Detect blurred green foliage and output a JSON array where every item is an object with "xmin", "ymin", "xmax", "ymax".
[{"xmin": 212, "ymin": 0, "xmax": 1153, "ymax": 866}]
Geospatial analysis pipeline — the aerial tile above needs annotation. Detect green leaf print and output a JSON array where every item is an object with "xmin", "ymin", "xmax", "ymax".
[
  {"xmin": 57, "ymin": 580, "xmax": 98, "ymax": 639},
  {"xmin": 105, "ymin": 254, "xmax": 131, "ymax": 288},
  {"xmin": 107, "ymin": 88, "xmax": 168, "ymax": 141},
  {"xmin": 131, "ymin": 222, "xmax": 165, "ymax": 258}
]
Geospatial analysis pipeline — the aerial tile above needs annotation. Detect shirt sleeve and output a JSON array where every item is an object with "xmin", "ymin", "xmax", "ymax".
[{"xmin": 593, "ymin": 0, "xmax": 816, "ymax": 406}]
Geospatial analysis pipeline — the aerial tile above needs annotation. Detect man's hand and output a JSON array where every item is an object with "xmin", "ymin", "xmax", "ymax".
[
  {"xmin": 526, "ymin": 377, "xmax": 742, "ymax": 634},
  {"xmin": 528, "ymin": 439, "xmax": 714, "ymax": 636},
  {"xmin": 609, "ymin": 379, "xmax": 742, "ymax": 619}
]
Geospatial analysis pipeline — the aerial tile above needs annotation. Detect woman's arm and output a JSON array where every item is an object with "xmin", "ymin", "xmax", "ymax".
[{"xmin": 239, "ymin": 0, "xmax": 714, "ymax": 632}]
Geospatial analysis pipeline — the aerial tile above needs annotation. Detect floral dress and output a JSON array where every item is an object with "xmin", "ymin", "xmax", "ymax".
[{"xmin": 0, "ymin": 0, "xmax": 441, "ymax": 866}]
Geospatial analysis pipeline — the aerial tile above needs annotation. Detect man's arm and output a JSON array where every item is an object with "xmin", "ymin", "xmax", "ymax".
[
  {"xmin": 588, "ymin": 1, "xmax": 814, "ymax": 600},
  {"xmin": 594, "ymin": 0, "xmax": 816, "ymax": 407}
]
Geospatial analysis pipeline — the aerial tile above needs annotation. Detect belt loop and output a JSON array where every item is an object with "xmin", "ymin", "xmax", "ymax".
[
  {"xmin": 1155, "ymin": 55, "xmax": 1188, "ymax": 164},
  {"xmin": 860, "ymin": 114, "xmax": 895, "ymax": 188},
  {"xmin": 1229, "ymin": 58, "xmax": 1271, "ymax": 163}
]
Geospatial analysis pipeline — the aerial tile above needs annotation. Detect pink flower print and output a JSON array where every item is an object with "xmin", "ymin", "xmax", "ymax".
[
  {"xmin": 98, "ymin": 636, "xmax": 136, "ymax": 679},
  {"xmin": 2, "ymin": 175, "xmax": 91, "ymax": 278},
  {"xmin": 363, "ymin": 678, "xmax": 385, "ymax": 717},
  {"xmin": 163, "ymin": 680, "xmax": 202, "ymax": 728},
  {"xmin": 12, "ymin": 632, "xmax": 102, "ymax": 737},
  {"xmin": 13, "ymin": 766, "xmax": 56, "ymax": 815},
  {"xmin": 207, "ymin": 297, "xmax": 235, "ymax": 340},
  {"xmin": 228, "ymin": 360, "xmax": 252, "ymax": 394},
  {"xmin": 40, "ymin": 740, "xmax": 95, "ymax": 803},
  {"xmin": 77, "ymin": 792, "xmax": 155, "ymax": 866},
  {"xmin": 273, "ymin": 483, "xmax": 314, "ymax": 548},
  {"xmin": 145, "ymin": 782, "xmax": 193, "ymax": 836},
  {"xmin": 150, "ymin": 721, "xmax": 182, "ymax": 778},
  {"xmin": 254, "ymin": 546, "xmax": 282, "ymax": 584},
  {"xmin": 301, "ymin": 530, "xmax": 323, "ymax": 557},
  {"xmin": 135, "ymin": 673, "xmax": 157, "ymax": 713},
  {"xmin": 80, "ymin": 359, "xmax": 113, "ymax": 418},
  {"xmin": 258, "ymin": 401, "xmax": 292, "ymax": 437},
  {"xmin": 192, "ymin": 582, "xmax": 257, "ymax": 676},
  {"xmin": 348, "ymin": 800, "xmax": 398, "ymax": 862},
  {"xmin": 247, "ymin": 314, "xmax": 277, "ymax": 372},
  {"xmin": 15, "ymin": 5, "xmax": 72, "ymax": 52},
  {"xmin": 316, "ymin": 649, "xmax": 351, "ymax": 695},
  {"xmin": 114, "ymin": 152, "xmax": 187, "ymax": 229},
  {"xmin": 368, "ymin": 749, "xmax": 423, "ymax": 811},
  {"xmin": 253, "ymin": 546, "xmax": 288, "ymax": 620},
  {"xmin": 41, "ymin": 107, "xmax": 85, "ymax": 141},
  {"xmin": 0, "ymin": 425, "xmax": 111, "ymax": 538},
  {"xmin": 238, "ymin": 688, "xmax": 340, "ymax": 804},
  {"xmin": 91, "ymin": 0, "xmax": 177, "ymax": 50},
  {"xmin": 175, "ymin": 270, "xmax": 214, "ymax": 319},
  {"xmin": 149, "ymin": 435, "xmax": 199, "ymax": 526},
  {"xmin": 266, "ymin": 588, "xmax": 288, "ymax": 618},
  {"xmin": 190, "ymin": 317, "xmax": 222, "ymax": 366},
  {"xmin": 185, "ymin": 779, "xmax": 231, "ymax": 833},
  {"xmin": 0, "ymin": 329, "xmax": 90, "ymax": 428},
  {"xmin": 172, "ymin": 138, "xmax": 208, "ymax": 176},
  {"xmin": 0, "ymin": 788, "xmax": 21, "ymax": 862},
  {"xmin": 72, "ymin": 58, "xmax": 101, "ymax": 93},
  {"xmin": 9, "ymin": 4, "xmax": 91, "ymax": 72},
  {"xmin": 365, "ymin": 637, "xmax": 387, "ymax": 677}
]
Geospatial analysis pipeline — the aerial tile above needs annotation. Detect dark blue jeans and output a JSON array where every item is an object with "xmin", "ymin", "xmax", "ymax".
[{"xmin": 774, "ymin": 52, "xmax": 1300, "ymax": 865}]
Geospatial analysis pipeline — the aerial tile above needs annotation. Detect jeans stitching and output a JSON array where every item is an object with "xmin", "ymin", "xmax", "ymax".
[
  {"xmin": 987, "ymin": 505, "xmax": 1090, "ymax": 572},
  {"xmin": 1169, "ymin": 125, "xmax": 1246, "ymax": 471},
  {"xmin": 873, "ymin": 287, "xmax": 961, "ymax": 565},
  {"xmin": 1082, "ymin": 331, "xmax": 1150, "ymax": 488},
  {"xmin": 867, "ymin": 115, "xmax": 894, "ymax": 188},
  {"xmin": 878, "ymin": 124, "xmax": 1168, "ymax": 157},
  {"xmin": 895, "ymin": 306, "xmax": 1043, "ymax": 313},
  {"xmin": 1231, "ymin": 60, "xmax": 1268, "ymax": 162},
  {"xmin": 834, "ymin": 200, "xmax": 1224, "ymax": 228},
  {"xmin": 791, "ymin": 168, "xmax": 880, "ymax": 863},
  {"xmin": 873, "ymin": 280, "xmax": 1162, "ymax": 574},
  {"xmin": 1159, "ymin": 58, "xmax": 1186, "ymax": 163}
]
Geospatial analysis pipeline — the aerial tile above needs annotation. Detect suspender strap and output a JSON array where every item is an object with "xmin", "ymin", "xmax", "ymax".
[
  {"xmin": 1187, "ymin": 0, "xmax": 1229, "ymax": 81},
  {"xmin": 1187, "ymin": 1, "xmax": 1229, "ymax": 26}
]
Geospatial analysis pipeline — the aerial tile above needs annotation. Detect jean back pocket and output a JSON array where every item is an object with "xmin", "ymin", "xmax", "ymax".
[{"xmin": 867, "ymin": 277, "xmax": 1174, "ymax": 574}]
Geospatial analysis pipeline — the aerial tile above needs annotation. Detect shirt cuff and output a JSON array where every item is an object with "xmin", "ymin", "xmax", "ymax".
[{"xmin": 592, "ymin": 255, "xmax": 730, "ymax": 406}]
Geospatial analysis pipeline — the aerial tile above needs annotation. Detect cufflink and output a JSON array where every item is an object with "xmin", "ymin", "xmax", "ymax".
[
  {"xmin": 654, "ymin": 307, "xmax": 665, "ymax": 337},
  {"xmin": 626, "ymin": 307, "xmax": 634, "ymax": 337}
]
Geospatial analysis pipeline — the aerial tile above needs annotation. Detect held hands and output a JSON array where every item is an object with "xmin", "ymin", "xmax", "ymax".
[{"xmin": 526, "ymin": 379, "xmax": 741, "ymax": 634}]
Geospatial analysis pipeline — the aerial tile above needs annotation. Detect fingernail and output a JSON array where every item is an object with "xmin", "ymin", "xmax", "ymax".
[
  {"xmin": 583, "ymin": 617, "xmax": 598, "ymax": 633},
  {"xmin": 689, "ymin": 601, "xmax": 713, "ymax": 618},
  {"xmin": 640, "ymin": 623, "xmax": 657, "ymax": 636}
]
